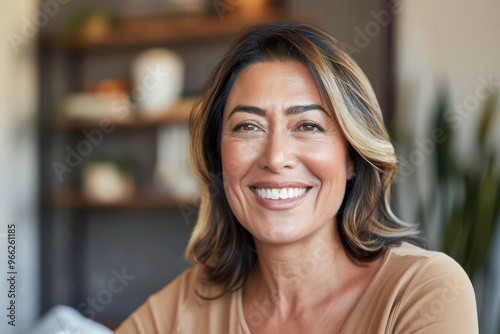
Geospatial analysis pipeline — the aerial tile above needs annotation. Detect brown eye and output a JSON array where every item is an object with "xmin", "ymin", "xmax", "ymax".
[
  {"xmin": 301, "ymin": 124, "xmax": 316, "ymax": 132},
  {"xmin": 298, "ymin": 122, "xmax": 324, "ymax": 133},
  {"xmin": 242, "ymin": 124, "xmax": 256, "ymax": 131},
  {"xmin": 233, "ymin": 123, "xmax": 260, "ymax": 132}
]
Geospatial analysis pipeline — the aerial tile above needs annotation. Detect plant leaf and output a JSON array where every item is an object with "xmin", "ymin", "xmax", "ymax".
[{"xmin": 478, "ymin": 91, "xmax": 498, "ymax": 152}]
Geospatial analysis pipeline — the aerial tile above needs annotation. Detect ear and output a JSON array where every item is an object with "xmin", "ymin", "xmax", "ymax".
[{"xmin": 346, "ymin": 156, "xmax": 356, "ymax": 181}]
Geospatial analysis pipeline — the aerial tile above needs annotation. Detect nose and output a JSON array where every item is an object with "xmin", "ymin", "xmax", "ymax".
[{"xmin": 258, "ymin": 127, "xmax": 297, "ymax": 173}]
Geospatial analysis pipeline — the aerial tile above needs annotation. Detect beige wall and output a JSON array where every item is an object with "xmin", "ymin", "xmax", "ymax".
[
  {"xmin": 395, "ymin": 0, "xmax": 500, "ymax": 156},
  {"xmin": 395, "ymin": 1, "xmax": 500, "ymax": 332},
  {"xmin": 0, "ymin": 1, "xmax": 39, "ymax": 333}
]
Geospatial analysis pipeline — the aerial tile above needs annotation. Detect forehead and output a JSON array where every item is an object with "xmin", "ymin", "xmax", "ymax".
[{"xmin": 224, "ymin": 60, "xmax": 326, "ymax": 114}]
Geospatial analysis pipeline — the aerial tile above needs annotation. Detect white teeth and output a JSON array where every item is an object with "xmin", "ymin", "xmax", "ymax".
[
  {"xmin": 279, "ymin": 189, "xmax": 287, "ymax": 199},
  {"xmin": 271, "ymin": 189, "xmax": 280, "ymax": 199},
  {"xmin": 253, "ymin": 187, "xmax": 309, "ymax": 200}
]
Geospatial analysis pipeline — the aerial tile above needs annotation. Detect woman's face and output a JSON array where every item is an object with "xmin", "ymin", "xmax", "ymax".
[{"xmin": 221, "ymin": 60, "xmax": 354, "ymax": 245}]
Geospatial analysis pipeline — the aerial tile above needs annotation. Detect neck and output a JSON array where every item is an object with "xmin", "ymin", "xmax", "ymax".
[{"xmin": 246, "ymin": 220, "xmax": 356, "ymax": 315}]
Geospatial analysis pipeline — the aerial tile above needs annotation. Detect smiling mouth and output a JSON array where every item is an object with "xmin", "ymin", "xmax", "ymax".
[{"xmin": 250, "ymin": 187, "xmax": 312, "ymax": 200}]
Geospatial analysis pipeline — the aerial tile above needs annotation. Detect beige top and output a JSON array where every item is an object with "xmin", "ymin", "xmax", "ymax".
[{"xmin": 115, "ymin": 243, "xmax": 478, "ymax": 333}]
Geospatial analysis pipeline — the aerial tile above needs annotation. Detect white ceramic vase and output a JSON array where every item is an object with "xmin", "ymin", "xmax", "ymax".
[{"xmin": 131, "ymin": 48, "xmax": 184, "ymax": 115}]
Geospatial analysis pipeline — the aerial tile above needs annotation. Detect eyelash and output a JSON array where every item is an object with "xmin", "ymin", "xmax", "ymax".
[
  {"xmin": 297, "ymin": 121, "xmax": 325, "ymax": 133},
  {"xmin": 232, "ymin": 122, "xmax": 325, "ymax": 133},
  {"xmin": 232, "ymin": 122, "xmax": 260, "ymax": 132}
]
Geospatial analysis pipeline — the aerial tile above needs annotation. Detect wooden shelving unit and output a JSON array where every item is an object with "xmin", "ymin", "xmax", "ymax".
[
  {"xmin": 51, "ymin": 188, "xmax": 197, "ymax": 209},
  {"xmin": 50, "ymin": 98, "xmax": 196, "ymax": 210},
  {"xmin": 54, "ymin": 98, "xmax": 195, "ymax": 130},
  {"xmin": 47, "ymin": 11, "xmax": 294, "ymax": 50}
]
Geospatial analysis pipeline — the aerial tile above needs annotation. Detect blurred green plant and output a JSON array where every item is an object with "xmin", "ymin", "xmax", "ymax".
[{"xmin": 428, "ymin": 88, "xmax": 500, "ymax": 279}]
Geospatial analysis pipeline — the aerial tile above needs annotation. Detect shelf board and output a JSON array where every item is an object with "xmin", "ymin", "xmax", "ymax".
[
  {"xmin": 51, "ymin": 188, "xmax": 198, "ymax": 209},
  {"xmin": 54, "ymin": 98, "xmax": 194, "ymax": 130},
  {"xmin": 46, "ymin": 11, "xmax": 295, "ymax": 50}
]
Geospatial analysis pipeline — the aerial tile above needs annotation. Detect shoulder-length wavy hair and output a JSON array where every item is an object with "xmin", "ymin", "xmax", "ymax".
[{"xmin": 186, "ymin": 21, "xmax": 423, "ymax": 297}]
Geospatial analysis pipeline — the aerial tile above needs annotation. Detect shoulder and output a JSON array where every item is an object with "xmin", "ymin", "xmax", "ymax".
[
  {"xmin": 114, "ymin": 265, "xmax": 234, "ymax": 334},
  {"xmin": 384, "ymin": 242, "xmax": 468, "ymax": 279},
  {"xmin": 384, "ymin": 242, "xmax": 478, "ymax": 333},
  {"xmin": 385, "ymin": 242, "xmax": 474, "ymax": 291}
]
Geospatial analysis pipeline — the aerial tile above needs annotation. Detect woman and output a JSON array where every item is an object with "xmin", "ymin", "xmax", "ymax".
[{"xmin": 115, "ymin": 21, "xmax": 478, "ymax": 333}]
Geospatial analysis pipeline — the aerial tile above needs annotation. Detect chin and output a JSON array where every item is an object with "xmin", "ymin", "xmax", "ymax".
[{"xmin": 248, "ymin": 220, "xmax": 317, "ymax": 246}]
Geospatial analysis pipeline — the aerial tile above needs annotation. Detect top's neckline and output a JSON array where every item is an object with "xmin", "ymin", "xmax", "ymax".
[{"xmin": 235, "ymin": 245, "xmax": 395, "ymax": 334}]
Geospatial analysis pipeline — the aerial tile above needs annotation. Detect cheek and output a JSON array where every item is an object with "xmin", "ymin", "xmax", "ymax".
[
  {"xmin": 220, "ymin": 140, "xmax": 259, "ymax": 186},
  {"xmin": 301, "ymin": 143, "xmax": 349, "ymax": 179}
]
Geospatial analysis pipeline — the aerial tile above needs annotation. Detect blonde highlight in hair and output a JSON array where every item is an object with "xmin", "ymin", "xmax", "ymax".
[{"xmin": 186, "ymin": 21, "xmax": 423, "ymax": 297}]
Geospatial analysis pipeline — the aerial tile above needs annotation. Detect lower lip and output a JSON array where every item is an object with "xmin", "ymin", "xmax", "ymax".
[{"xmin": 250, "ymin": 189, "xmax": 311, "ymax": 211}]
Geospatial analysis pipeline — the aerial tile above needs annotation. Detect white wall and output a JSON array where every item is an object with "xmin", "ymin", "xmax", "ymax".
[
  {"xmin": 0, "ymin": 1, "xmax": 39, "ymax": 333},
  {"xmin": 394, "ymin": 1, "xmax": 500, "ymax": 333}
]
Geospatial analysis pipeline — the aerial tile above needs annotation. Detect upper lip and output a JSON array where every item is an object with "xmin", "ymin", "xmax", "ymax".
[{"xmin": 249, "ymin": 182, "xmax": 312, "ymax": 189}]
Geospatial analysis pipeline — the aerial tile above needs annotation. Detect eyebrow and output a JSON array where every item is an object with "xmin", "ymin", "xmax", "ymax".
[{"xmin": 227, "ymin": 104, "xmax": 328, "ymax": 120}]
